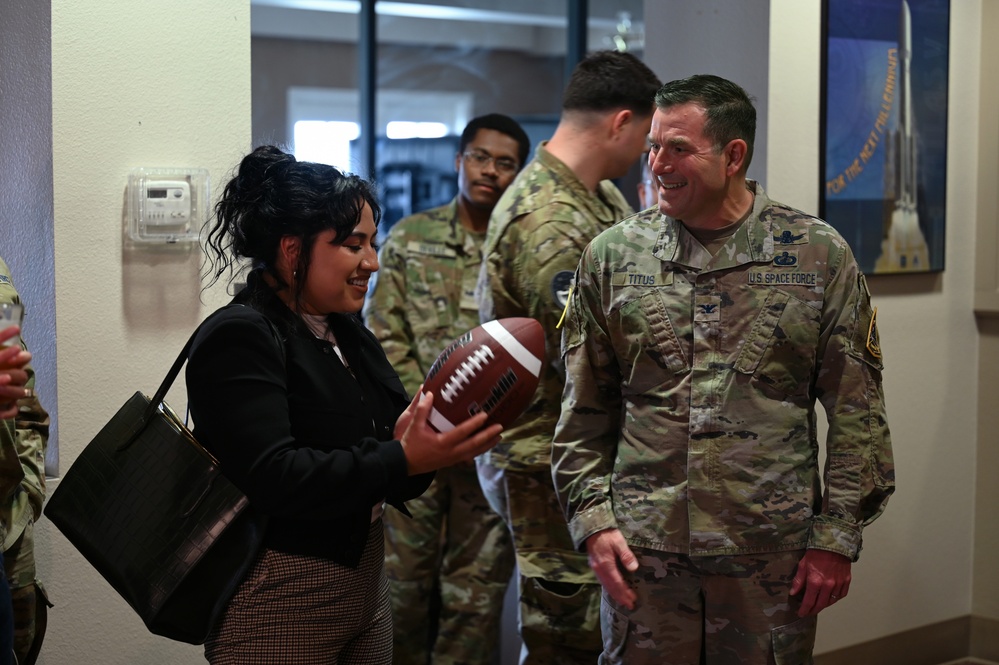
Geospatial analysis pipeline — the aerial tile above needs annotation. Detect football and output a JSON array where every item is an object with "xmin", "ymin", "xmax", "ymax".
[{"xmin": 421, "ymin": 317, "xmax": 545, "ymax": 432}]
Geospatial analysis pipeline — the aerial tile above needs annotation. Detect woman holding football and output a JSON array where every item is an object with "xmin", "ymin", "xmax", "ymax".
[{"xmin": 186, "ymin": 145, "xmax": 502, "ymax": 665}]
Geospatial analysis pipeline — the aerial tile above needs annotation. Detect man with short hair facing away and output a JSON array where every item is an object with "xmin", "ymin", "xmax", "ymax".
[
  {"xmin": 364, "ymin": 113, "xmax": 531, "ymax": 665},
  {"xmin": 475, "ymin": 51, "xmax": 661, "ymax": 665},
  {"xmin": 553, "ymin": 74, "xmax": 895, "ymax": 665}
]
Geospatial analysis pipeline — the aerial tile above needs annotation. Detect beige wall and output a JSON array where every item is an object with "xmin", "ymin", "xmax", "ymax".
[
  {"xmin": 976, "ymin": 317, "xmax": 999, "ymax": 620},
  {"xmin": 37, "ymin": 1, "xmax": 250, "ymax": 663},
  {"xmin": 769, "ymin": 0, "xmax": 983, "ymax": 654},
  {"xmin": 973, "ymin": 0, "xmax": 999, "ymax": 623},
  {"xmin": 642, "ymin": 0, "xmax": 771, "ymax": 188}
]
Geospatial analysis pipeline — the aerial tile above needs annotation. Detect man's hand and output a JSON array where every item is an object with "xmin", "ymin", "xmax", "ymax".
[
  {"xmin": 0, "ymin": 327, "xmax": 31, "ymax": 420},
  {"xmin": 585, "ymin": 528, "xmax": 639, "ymax": 610},
  {"xmin": 790, "ymin": 549, "xmax": 852, "ymax": 616}
]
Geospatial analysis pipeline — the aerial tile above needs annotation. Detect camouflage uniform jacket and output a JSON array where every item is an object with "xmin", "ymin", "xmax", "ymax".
[
  {"xmin": 478, "ymin": 143, "xmax": 633, "ymax": 469},
  {"xmin": 553, "ymin": 182, "xmax": 894, "ymax": 562},
  {"xmin": 0, "ymin": 257, "xmax": 48, "ymax": 552},
  {"xmin": 364, "ymin": 198, "xmax": 485, "ymax": 397}
]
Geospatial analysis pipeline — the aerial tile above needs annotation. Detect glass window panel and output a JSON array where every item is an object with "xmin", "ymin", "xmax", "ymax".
[
  {"xmin": 374, "ymin": 0, "xmax": 568, "ymax": 236},
  {"xmin": 251, "ymin": 4, "xmax": 361, "ymax": 160},
  {"xmin": 251, "ymin": 2, "xmax": 664, "ymax": 229}
]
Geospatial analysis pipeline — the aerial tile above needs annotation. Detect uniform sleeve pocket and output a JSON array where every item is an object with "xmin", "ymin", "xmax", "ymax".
[{"xmin": 847, "ymin": 283, "xmax": 884, "ymax": 372}]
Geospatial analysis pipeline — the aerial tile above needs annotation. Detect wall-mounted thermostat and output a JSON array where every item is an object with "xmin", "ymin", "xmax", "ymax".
[{"xmin": 127, "ymin": 167, "xmax": 210, "ymax": 244}]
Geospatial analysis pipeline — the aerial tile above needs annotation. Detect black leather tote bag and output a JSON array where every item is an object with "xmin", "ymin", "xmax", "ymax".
[{"xmin": 44, "ymin": 327, "xmax": 267, "ymax": 644}]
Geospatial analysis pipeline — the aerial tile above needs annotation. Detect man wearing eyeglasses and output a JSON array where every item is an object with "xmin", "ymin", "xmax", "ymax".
[
  {"xmin": 364, "ymin": 113, "xmax": 531, "ymax": 665},
  {"xmin": 475, "ymin": 51, "xmax": 661, "ymax": 665}
]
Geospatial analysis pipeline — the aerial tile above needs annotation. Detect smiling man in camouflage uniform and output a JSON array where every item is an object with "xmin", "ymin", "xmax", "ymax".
[
  {"xmin": 364, "ymin": 114, "xmax": 530, "ymax": 665},
  {"xmin": 552, "ymin": 74, "xmax": 895, "ymax": 665},
  {"xmin": 475, "ymin": 52, "xmax": 661, "ymax": 665},
  {"xmin": 0, "ymin": 256, "xmax": 50, "ymax": 665}
]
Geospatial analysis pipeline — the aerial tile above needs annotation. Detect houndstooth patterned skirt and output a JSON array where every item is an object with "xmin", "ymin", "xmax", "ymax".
[{"xmin": 204, "ymin": 520, "xmax": 392, "ymax": 664}]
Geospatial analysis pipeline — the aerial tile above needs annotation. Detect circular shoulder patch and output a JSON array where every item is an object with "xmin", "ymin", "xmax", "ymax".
[{"xmin": 550, "ymin": 270, "xmax": 574, "ymax": 309}]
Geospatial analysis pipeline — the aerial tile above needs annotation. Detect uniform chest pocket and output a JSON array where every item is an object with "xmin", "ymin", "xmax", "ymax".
[
  {"xmin": 615, "ymin": 290, "xmax": 689, "ymax": 395},
  {"xmin": 734, "ymin": 289, "xmax": 820, "ymax": 399}
]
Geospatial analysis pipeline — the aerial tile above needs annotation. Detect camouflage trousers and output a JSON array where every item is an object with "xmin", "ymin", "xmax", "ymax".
[
  {"xmin": 598, "ymin": 549, "xmax": 816, "ymax": 665},
  {"xmin": 3, "ymin": 522, "xmax": 49, "ymax": 665},
  {"xmin": 383, "ymin": 463, "xmax": 515, "ymax": 665},
  {"xmin": 476, "ymin": 453, "xmax": 602, "ymax": 665}
]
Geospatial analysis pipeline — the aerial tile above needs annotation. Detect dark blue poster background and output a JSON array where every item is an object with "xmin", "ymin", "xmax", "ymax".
[{"xmin": 821, "ymin": 0, "xmax": 949, "ymax": 273}]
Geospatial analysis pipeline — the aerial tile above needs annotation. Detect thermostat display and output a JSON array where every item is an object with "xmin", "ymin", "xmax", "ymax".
[{"xmin": 143, "ymin": 180, "xmax": 191, "ymax": 225}]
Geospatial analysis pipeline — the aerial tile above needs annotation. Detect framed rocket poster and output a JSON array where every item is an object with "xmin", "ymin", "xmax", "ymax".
[{"xmin": 820, "ymin": 0, "xmax": 949, "ymax": 274}]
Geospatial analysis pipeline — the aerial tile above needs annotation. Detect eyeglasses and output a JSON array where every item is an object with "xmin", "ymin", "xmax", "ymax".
[{"xmin": 462, "ymin": 150, "xmax": 519, "ymax": 176}]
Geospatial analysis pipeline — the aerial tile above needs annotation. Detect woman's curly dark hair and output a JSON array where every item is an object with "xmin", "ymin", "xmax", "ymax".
[{"xmin": 203, "ymin": 145, "xmax": 381, "ymax": 306}]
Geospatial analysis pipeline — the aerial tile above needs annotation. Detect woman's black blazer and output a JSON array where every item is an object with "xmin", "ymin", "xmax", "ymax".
[{"xmin": 186, "ymin": 276, "xmax": 433, "ymax": 566}]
